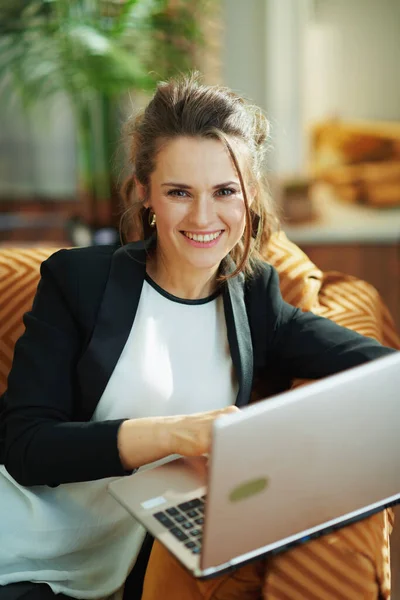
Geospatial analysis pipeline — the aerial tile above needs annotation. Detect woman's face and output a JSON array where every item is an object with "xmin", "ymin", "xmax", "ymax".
[{"xmin": 142, "ymin": 136, "xmax": 250, "ymax": 275}]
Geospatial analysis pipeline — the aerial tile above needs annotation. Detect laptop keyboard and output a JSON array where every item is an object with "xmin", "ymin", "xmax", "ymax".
[{"xmin": 153, "ymin": 496, "xmax": 206, "ymax": 555}]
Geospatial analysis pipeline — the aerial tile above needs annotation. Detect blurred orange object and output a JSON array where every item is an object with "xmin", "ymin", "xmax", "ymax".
[{"xmin": 310, "ymin": 120, "xmax": 400, "ymax": 207}]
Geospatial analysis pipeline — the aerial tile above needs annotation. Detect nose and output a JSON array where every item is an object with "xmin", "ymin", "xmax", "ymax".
[{"xmin": 190, "ymin": 194, "xmax": 215, "ymax": 228}]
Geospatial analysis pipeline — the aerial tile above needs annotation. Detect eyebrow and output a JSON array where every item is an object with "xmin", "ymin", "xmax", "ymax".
[{"xmin": 161, "ymin": 180, "xmax": 240, "ymax": 190}]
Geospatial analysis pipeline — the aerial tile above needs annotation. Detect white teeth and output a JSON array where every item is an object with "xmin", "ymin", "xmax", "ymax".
[{"xmin": 184, "ymin": 231, "xmax": 222, "ymax": 242}]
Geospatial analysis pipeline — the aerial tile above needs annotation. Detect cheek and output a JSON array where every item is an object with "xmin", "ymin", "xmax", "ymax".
[
  {"xmin": 222, "ymin": 201, "xmax": 246, "ymax": 230},
  {"xmin": 155, "ymin": 202, "xmax": 186, "ymax": 231}
]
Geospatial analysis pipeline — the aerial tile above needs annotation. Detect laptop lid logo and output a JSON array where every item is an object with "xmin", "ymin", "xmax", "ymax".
[{"xmin": 229, "ymin": 477, "xmax": 269, "ymax": 502}]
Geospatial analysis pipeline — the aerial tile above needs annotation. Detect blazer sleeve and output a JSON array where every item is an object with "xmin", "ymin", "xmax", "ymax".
[
  {"xmin": 2, "ymin": 250, "xmax": 130, "ymax": 487},
  {"xmin": 266, "ymin": 265, "xmax": 397, "ymax": 379}
]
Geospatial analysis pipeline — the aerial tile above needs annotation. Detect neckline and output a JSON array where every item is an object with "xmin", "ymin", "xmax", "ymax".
[{"xmin": 144, "ymin": 274, "xmax": 221, "ymax": 305}]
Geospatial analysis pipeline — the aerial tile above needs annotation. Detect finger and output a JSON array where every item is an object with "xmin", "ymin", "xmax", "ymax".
[
  {"xmin": 216, "ymin": 405, "xmax": 240, "ymax": 415},
  {"xmin": 212, "ymin": 407, "xmax": 240, "ymax": 422}
]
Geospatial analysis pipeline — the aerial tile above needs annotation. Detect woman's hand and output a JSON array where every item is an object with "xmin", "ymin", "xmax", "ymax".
[
  {"xmin": 164, "ymin": 406, "xmax": 240, "ymax": 457},
  {"xmin": 117, "ymin": 406, "xmax": 239, "ymax": 470}
]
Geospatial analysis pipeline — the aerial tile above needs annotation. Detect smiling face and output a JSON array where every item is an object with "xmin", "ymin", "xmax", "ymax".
[{"xmin": 142, "ymin": 136, "xmax": 250, "ymax": 279}]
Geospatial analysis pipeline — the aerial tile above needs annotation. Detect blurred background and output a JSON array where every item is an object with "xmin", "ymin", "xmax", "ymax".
[{"xmin": 0, "ymin": 0, "xmax": 399, "ymax": 328}]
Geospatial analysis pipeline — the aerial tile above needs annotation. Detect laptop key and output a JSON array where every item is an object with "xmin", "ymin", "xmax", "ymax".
[
  {"xmin": 185, "ymin": 541, "xmax": 197, "ymax": 549},
  {"xmin": 192, "ymin": 547, "xmax": 201, "ymax": 554},
  {"xmin": 153, "ymin": 512, "xmax": 174, "ymax": 528},
  {"xmin": 170, "ymin": 527, "xmax": 189, "ymax": 541},
  {"xmin": 194, "ymin": 517, "xmax": 204, "ymax": 525},
  {"xmin": 174, "ymin": 514, "xmax": 187, "ymax": 523},
  {"xmin": 187, "ymin": 510, "xmax": 198, "ymax": 518},
  {"xmin": 182, "ymin": 522, "xmax": 194, "ymax": 530},
  {"xmin": 190, "ymin": 529, "xmax": 202, "ymax": 537},
  {"xmin": 178, "ymin": 499, "xmax": 202, "ymax": 512},
  {"xmin": 166, "ymin": 507, "xmax": 179, "ymax": 516}
]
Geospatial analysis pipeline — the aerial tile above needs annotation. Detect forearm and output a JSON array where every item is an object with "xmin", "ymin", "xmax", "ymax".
[
  {"xmin": 5, "ymin": 416, "xmax": 178, "ymax": 487},
  {"xmin": 117, "ymin": 417, "xmax": 174, "ymax": 470},
  {"xmin": 118, "ymin": 407, "xmax": 240, "ymax": 470},
  {"xmin": 5, "ymin": 413, "xmax": 207, "ymax": 487},
  {"xmin": 4, "ymin": 391, "xmax": 237, "ymax": 486}
]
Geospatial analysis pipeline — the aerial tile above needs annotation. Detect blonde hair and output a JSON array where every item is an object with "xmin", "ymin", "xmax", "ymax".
[{"xmin": 120, "ymin": 73, "xmax": 279, "ymax": 278}]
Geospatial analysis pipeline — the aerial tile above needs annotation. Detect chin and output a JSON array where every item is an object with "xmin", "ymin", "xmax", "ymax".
[
  {"xmin": 184, "ymin": 258, "xmax": 222, "ymax": 272},
  {"xmin": 182, "ymin": 251, "xmax": 226, "ymax": 272}
]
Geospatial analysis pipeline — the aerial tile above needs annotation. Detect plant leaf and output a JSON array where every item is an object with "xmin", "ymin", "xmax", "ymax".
[{"xmin": 64, "ymin": 24, "xmax": 153, "ymax": 94}]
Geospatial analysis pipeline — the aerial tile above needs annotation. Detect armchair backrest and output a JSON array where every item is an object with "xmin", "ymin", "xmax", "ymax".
[{"xmin": 0, "ymin": 248, "xmax": 57, "ymax": 394}]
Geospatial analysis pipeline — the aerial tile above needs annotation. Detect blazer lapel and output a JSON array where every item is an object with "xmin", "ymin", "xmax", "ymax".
[
  {"xmin": 77, "ymin": 239, "xmax": 152, "ymax": 420},
  {"xmin": 223, "ymin": 270, "xmax": 254, "ymax": 407}
]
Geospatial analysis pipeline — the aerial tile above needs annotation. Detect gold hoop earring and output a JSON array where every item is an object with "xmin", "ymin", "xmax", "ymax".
[{"xmin": 149, "ymin": 211, "xmax": 156, "ymax": 227}]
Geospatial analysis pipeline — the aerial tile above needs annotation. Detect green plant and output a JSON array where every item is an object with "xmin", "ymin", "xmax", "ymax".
[{"xmin": 0, "ymin": 0, "xmax": 207, "ymax": 227}]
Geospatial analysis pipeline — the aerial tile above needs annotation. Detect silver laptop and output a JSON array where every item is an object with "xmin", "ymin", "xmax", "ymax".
[{"xmin": 108, "ymin": 352, "xmax": 400, "ymax": 579}]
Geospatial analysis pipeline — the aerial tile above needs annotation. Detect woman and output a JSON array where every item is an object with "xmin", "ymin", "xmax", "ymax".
[{"xmin": 0, "ymin": 74, "xmax": 396, "ymax": 600}]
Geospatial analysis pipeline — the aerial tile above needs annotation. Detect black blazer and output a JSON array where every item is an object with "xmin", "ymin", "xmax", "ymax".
[{"xmin": 0, "ymin": 240, "xmax": 395, "ymax": 488}]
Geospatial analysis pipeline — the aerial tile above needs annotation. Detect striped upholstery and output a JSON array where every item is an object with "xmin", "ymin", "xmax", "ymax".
[
  {"xmin": 263, "ymin": 232, "xmax": 399, "ymax": 349},
  {"xmin": 262, "ymin": 232, "xmax": 323, "ymax": 312},
  {"xmin": 0, "ymin": 247, "xmax": 57, "ymax": 394},
  {"xmin": 0, "ymin": 237, "xmax": 399, "ymax": 599}
]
